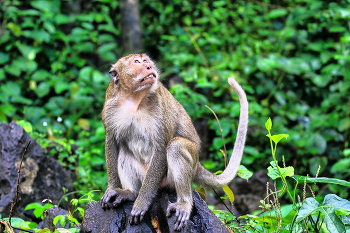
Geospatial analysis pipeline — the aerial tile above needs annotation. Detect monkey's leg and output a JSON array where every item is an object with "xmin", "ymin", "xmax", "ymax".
[
  {"xmin": 129, "ymin": 150, "xmax": 167, "ymax": 225},
  {"xmin": 166, "ymin": 137, "xmax": 198, "ymax": 230}
]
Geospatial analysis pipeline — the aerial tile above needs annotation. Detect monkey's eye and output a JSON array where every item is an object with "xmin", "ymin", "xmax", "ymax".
[
  {"xmin": 109, "ymin": 70, "xmax": 117, "ymax": 77},
  {"xmin": 134, "ymin": 59, "xmax": 140, "ymax": 63},
  {"xmin": 143, "ymin": 60, "xmax": 147, "ymax": 63}
]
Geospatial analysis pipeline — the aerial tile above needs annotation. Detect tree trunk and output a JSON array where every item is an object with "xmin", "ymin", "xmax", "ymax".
[{"xmin": 120, "ymin": 0, "xmax": 142, "ymax": 54}]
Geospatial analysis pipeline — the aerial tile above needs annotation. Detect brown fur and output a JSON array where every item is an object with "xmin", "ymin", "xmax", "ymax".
[{"xmin": 101, "ymin": 54, "xmax": 248, "ymax": 230}]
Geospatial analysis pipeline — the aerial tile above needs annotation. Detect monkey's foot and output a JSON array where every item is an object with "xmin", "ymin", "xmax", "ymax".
[
  {"xmin": 101, "ymin": 188, "xmax": 135, "ymax": 209},
  {"xmin": 129, "ymin": 206, "xmax": 147, "ymax": 225},
  {"xmin": 166, "ymin": 202, "xmax": 191, "ymax": 231}
]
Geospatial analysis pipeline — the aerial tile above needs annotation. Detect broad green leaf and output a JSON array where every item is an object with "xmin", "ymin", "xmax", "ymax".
[
  {"xmin": 31, "ymin": 0, "xmax": 59, "ymax": 13},
  {"xmin": 35, "ymin": 82, "xmax": 51, "ymax": 98},
  {"xmin": 54, "ymin": 215, "xmax": 66, "ymax": 227},
  {"xmin": 267, "ymin": 161, "xmax": 294, "ymax": 180},
  {"xmin": 296, "ymin": 195, "xmax": 350, "ymax": 233},
  {"xmin": 266, "ymin": 134, "xmax": 289, "ymax": 144},
  {"xmin": 331, "ymin": 158, "xmax": 350, "ymax": 174},
  {"xmin": 32, "ymin": 70, "xmax": 51, "ymax": 81},
  {"xmin": 311, "ymin": 74, "xmax": 332, "ymax": 87},
  {"xmin": 222, "ymin": 185, "xmax": 234, "ymax": 203},
  {"xmin": 237, "ymin": 165, "xmax": 253, "ymax": 179},
  {"xmin": 292, "ymin": 175, "xmax": 350, "ymax": 187},
  {"xmin": 79, "ymin": 66, "xmax": 93, "ymax": 82},
  {"xmin": 93, "ymin": 70, "xmax": 106, "ymax": 83},
  {"xmin": 268, "ymin": 9, "xmax": 288, "ymax": 18},
  {"xmin": 329, "ymin": 25, "xmax": 346, "ymax": 33}
]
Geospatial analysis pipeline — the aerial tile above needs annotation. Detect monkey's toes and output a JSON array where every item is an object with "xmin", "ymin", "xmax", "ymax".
[
  {"xmin": 129, "ymin": 207, "xmax": 146, "ymax": 225},
  {"xmin": 166, "ymin": 203, "xmax": 190, "ymax": 230}
]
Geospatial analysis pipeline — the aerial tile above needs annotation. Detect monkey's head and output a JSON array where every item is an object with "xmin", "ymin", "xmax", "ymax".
[{"xmin": 109, "ymin": 54, "xmax": 159, "ymax": 94}]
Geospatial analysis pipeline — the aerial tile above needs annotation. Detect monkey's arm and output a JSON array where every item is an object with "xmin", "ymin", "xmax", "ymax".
[
  {"xmin": 129, "ymin": 150, "xmax": 167, "ymax": 224},
  {"xmin": 101, "ymin": 133, "xmax": 120, "ymax": 208}
]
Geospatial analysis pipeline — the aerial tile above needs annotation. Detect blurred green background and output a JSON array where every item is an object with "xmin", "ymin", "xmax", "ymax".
[{"xmin": 0, "ymin": 0, "xmax": 349, "ymax": 200}]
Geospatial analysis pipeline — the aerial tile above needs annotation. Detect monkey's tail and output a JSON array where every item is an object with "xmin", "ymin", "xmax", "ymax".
[{"xmin": 194, "ymin": 77, "xmax": 249, "ymax": 188}]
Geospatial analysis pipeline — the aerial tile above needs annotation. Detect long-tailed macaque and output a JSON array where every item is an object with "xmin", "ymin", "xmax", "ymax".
[{"xmin": 101, "ymin": 54, "xmax": 248, "ymax": 230}]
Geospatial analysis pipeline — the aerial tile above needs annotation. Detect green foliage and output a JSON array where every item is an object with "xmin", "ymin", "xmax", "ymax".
[
  {"xmin": 24, "ymin": 202, "xmax": 54, "ymax": 220},
  {"xmin": 296, "ymin": 194, "xmax": 350, "ymax": 233},
  {"xmin": 1, "ymin": 1, "xmax": 350, "ymax": 230},
  {"xmin": 214, "ymin": 118, "xmax": 350, "ymax": 232}
]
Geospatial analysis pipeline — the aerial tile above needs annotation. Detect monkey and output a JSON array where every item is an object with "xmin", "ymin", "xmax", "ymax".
[{"xmin": 100, "ymin": 53, "xmax": 248, "ymax": 230}]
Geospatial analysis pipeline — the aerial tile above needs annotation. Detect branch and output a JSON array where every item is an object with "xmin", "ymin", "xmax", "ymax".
[{"xmin": 8, "ymin": 141, "xmax": 31, "ymax": 224}]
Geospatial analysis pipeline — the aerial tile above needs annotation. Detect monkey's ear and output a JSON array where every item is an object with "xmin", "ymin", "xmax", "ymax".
[{"xmin": 109, "ymin": 69, "xmax": 119, "ymax": 85}]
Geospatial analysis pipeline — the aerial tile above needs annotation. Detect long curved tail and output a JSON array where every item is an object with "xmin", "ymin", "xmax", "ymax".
[{"xmin": 194, "ymin": 77, "xmax": 249, "ymax": 188}]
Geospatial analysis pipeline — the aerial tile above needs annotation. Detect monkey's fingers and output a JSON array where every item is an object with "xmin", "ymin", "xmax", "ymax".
[
  {"xmin": 177, "ymin": 212, "xmax": 189, "ymax": 230},
  {"xmin": 166, "ymin": 203, "xmax": 177, "ymax": 218},
  {"xmin": 101, "ymin": 189, "xmax": 118, "ymax": 209},
  {"xmin": 112, "ymin": 195, "xmax": 124, "ymax": 207}
]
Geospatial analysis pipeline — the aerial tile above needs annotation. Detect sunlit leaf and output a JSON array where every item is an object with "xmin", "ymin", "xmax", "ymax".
[
  {"xmin": 237, "ymin": 165, "xmax": 253, "ymax": 179},
  {"xmin": 222, "ymin": 185, "xmax": 234, "ymax": 204},
  {"xmin": 195, "ymin": 187, "xmax": 206, "ymax": 201}
]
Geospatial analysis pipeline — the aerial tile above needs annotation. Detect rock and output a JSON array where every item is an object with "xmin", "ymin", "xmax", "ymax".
[
  {"xmin": 0, "ymin": 122, "xmax": 73, "ymax": 221},
  {"xmin": 80, "ymin": 190, "xmax": 229, "ymax": 233}
]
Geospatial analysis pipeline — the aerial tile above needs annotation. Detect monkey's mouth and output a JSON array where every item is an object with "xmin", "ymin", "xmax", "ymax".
[{"xmin": 140, "ymin": 73, "xmax": 156, "ymax": 85}]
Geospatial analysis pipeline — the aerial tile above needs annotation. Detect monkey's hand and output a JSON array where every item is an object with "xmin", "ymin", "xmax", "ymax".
[
  {"xmin": 166, "ymin": 202, "xmax": 191, "ymax": 230},
  {"xmin": 101, "ymin": 188, "xmax": 136, "ymax": 209}
]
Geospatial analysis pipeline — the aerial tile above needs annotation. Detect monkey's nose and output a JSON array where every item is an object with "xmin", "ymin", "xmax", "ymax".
[{"xmin": 146, "ymin": 66, "xmax": 151, "ymax": 70}]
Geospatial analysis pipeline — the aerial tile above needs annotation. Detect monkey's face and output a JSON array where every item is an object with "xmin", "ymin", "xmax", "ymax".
[{"xmin": 109, "ymin": 54, "xmax": 159, "ymax": 94}]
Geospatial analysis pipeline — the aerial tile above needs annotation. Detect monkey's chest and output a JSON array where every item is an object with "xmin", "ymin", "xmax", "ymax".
[{"xmin": 114, "ymin": 112, "xmax": 160, "ymax": 163}]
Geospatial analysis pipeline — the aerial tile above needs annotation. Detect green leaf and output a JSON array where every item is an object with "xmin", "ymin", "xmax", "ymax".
[
  {"xmin": 0, "ymin": 52, "xmax": 9, "ymax": 65},
  {"xmin": 31, "ymin": 0, "xmax": 59, "ymax": 13},
  {"xmin": 195, "ymin": 187, "xmax": 206, "ymax": 201},
  {"xmin": 331, "ymin": 158, "xmax": 350, "ymax": 174},
  {"xmin": 16, "ymin": 43, "xmax": 41, "ymax": 60},
  {"xmin": 54, "ymin": 215, "xmax": 66, "ymax": 227},
  {"xmin": 296, "ymin": 195, "xmax": 350, "ymax": 233},
  {"xmin": 92, "ymin": 70, "xmax": 106, "ymax": 83},
  {"xmin": 237, "ymin": 165, "xmax": 253, "ymax": 179},
  {"xmin": 35, "ymin": 82, "xmax": 51, "ymax": 98},
  {"xmin": 16, "ymin": 120, "xmax": 33, "ymax": 133},
  {"xmin": 24, "ymin": 202, "xmax": 42, "ymax": 210},
  {"xmin": 311, "ymin": 74, "xmax": 332, "ymax": 87},
  {"xmin": 268, "ymin": 9, "xmax": 288, "ymax": 18},
  {"xmin": 7, "ymin": 22, "xmax": 22, "ymax": 36},
  {"xmin": 292, "ymin": 175, "xmax": 350, "ymax": 187},
  {"xmin": 329, "ymin": 25, "xmax": 346, "ymax": 33},
  {"xmin": 266, "ymin": 134, "xmax": 289, "ymax": 144},
  {"xmin": 267, "ymin": 161, "xmax": 294, "ymax": 180},
  {"xmin": 265, "ymin": 118, "xmax": 272, "ymax": 131},
  {"xmin": 32, "ymin": 70, "xmax": 51, "ymax": 81},
  {"xmin": 222, "ymin": 185, "xmax": 234, "ymax": 204}
]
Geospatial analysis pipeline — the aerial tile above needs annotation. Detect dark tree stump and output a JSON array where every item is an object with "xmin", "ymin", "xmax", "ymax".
[{"xmin": 80, "ymin": 190, "xmax": 229, "ymax": 233}]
